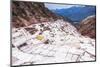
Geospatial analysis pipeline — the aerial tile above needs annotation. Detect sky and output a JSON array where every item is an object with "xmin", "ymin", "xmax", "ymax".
[{"xmin": 45, "ymin": 3, "xmax": 85, "ymax": 10}]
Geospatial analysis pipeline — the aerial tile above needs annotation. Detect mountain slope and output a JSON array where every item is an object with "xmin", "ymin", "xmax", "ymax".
[
  {"xmin": 78, "ymin": 15, "xmax": 96, "ymax": 39},
  {"xmin": 12, "ymin": 20, "xmax": 95, "ymax": 65},
  {"xmin": 12, "ymin": 1, "xmax": 62, "ymax": 28}
]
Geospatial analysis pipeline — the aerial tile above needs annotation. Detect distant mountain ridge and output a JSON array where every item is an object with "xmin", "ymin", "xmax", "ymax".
[{"xmin": 52, "ymin": 6, "xmax": 96, "ymax": 22}]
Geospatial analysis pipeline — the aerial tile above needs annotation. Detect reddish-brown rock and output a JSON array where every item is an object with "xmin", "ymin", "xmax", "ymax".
[
  {"xmin": 78, "ymin": 15, "xmax": 96, "ymax": 39},
  {"xmin": 12, "ymin": 1, "xmax": 62, "ymax": 28}
]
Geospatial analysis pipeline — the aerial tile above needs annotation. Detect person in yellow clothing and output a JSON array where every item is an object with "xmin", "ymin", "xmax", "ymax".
[
  {"xmin": 36, "ymin": 34, "xmax": 50, "ymax": 44},
  {"xmin": 36, "ymin": 35, "xmax": 44, "ymax": 41}
]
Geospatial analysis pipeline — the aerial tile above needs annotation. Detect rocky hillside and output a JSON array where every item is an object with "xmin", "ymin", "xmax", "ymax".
[
  {"xmin": 12, "ymin": 1, "xmax": 62, "ymax": 28},
  {"xmin": 12, "ymin": 20, "xmax": 95, "ymax": 66},
  {"xmin": 78, "ymin": 15, "xmax": 96, "ymax": 39}
]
